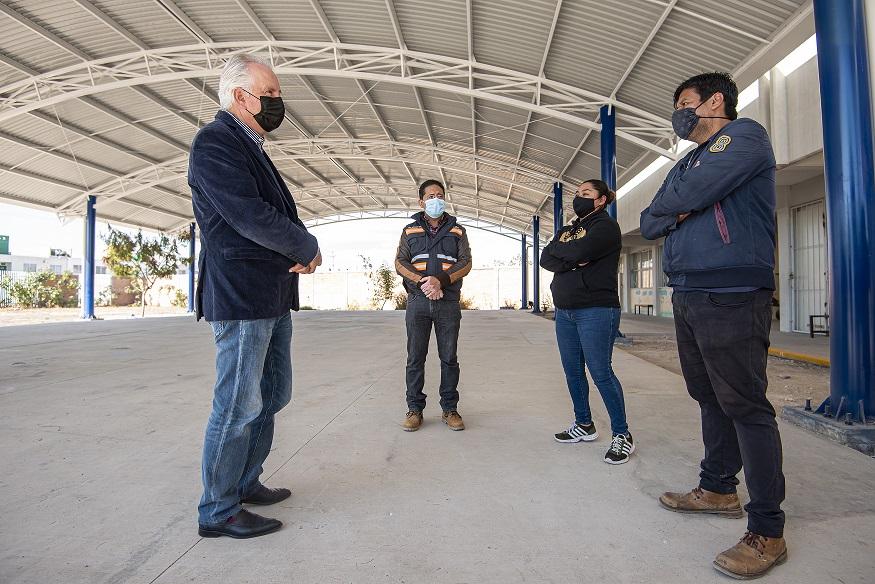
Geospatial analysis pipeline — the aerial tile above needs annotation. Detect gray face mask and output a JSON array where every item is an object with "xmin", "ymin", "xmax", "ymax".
[{"xmin": 671, "ymin": 94, "xmax": 731, "ymax": 140}]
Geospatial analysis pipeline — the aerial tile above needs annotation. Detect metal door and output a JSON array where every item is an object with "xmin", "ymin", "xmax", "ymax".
[{"xmin": 791, "ymin": 201, "xmax": 828, "ymax": 333}]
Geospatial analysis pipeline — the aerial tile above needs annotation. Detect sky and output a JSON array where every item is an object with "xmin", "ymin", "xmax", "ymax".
[{"xmin": 0, "ymin": 202, "xmax": 523, "ymax": 269}]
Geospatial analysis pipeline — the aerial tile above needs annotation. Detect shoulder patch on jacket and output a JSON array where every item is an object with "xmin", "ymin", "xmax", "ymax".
[
  {"xmin": 709, "ymin": 135, "xmax": 732, "ymax": 153},
  {"xmin": 449, "ymin": 226, "xmax": 464, "ymax": 237},
  {"xmin": 405, "ymin": 226, "xmax": 425, "ymax": 235}
]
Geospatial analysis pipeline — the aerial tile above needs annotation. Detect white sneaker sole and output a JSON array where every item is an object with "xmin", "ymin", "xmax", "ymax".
[
  {"xmin": 604, "ymin": 441, "xmax": 635, "ymax": 464},
  {"xmin": 554, "ymin": 431, "xmax": 599, "ymax": 443}
]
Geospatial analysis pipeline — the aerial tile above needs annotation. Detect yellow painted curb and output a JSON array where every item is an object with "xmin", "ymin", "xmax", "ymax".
[{"xmin": 769, "ymin": 347, "xmax": 830, "ymax": 367}]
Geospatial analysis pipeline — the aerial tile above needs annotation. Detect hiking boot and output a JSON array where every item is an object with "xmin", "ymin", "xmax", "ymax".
[
  {"xmin": 713, "ymin": 531, "xmax": 787, "ymax": 579},
  {"xmin": 604, "ymin": 433, "xmax": 634, "ymax": 464},
  {"xmin": 554, "ymin": 421, "xmax": 598, "ymax": 443},
  {"xmin": 659, "ymin": 487, "xmax": 744, "ymax": 517},
  {"xmin": 403, "ymin": 410, "xmax": 423, "ymax": 432},
  {"xmin": 442, "ymin": 410, "xmax": 465, "ymax": 431}
]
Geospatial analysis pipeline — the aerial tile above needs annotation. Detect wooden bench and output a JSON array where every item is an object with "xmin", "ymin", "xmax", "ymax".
[{"xmin": 634, "ymin": 304, "xmax": 654, "ymax": 316}]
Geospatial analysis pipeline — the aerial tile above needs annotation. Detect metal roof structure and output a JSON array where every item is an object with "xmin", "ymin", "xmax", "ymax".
[{"xmin": 0, "ymin": 0, "xmax": 813, "ymax": 237}]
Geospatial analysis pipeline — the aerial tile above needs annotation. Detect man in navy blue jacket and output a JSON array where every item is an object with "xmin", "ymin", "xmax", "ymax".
[
  {"xmin": 189, "ymin": 54, "xmax": 321, "ymax": 539},
  {"xmin": 640, "ymin": 72, "xmax": 786, "ymax": 579}
]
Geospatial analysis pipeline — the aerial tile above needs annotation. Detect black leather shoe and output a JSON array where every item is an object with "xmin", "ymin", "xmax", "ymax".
[
  {"xmin": 198, "ymin": 509, "xmax": 282, "ymax": 539},
  {"xmin": 241, "ymin": 485, "xmax": 292, "ymax": 506}
]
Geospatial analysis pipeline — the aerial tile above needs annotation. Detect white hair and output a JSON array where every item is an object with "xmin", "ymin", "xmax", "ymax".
[{"xmin": 218, "ymin": 54, "xmax": 272, "ymax": 110}]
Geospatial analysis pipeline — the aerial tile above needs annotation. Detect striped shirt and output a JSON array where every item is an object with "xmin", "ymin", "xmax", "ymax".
[{"xmin": 228, "ymin": 111, "xmax": 265, "ymax": 150}]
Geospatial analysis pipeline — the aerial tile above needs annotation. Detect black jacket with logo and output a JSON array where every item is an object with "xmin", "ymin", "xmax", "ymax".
[
  {"xmin": 540, "ymin": 210, "xmax": 622, "ymax": 309},
  {"xmin": 395, "ymin": 212, "xmax": 472, "ymax": 302}
]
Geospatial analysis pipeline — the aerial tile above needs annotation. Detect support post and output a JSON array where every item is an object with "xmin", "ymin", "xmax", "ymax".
[
  {"xmin": 520, "ymin": 234, "xmax": 528, "ymax": 310},
  {"xmin": 811, "ymin": 0, "xmax": 875, "ymax": 423},
  {"xmin": 532, "ymin": 216, "xmax": 541, "ymax": 314},
  {"xmin": 552, "ymin": 181, "xmax": 563, "ymax": 235},
  {"xmin": 81, "ymin": 195, "xmax": 96, "ymax": 320},
  {"xmin": 600, "ymin": 104, "xmax": 617, "ymax": 219},
  {"xmin": 187, "ymin": 222, "xmax": 196, "ymax": 313}
]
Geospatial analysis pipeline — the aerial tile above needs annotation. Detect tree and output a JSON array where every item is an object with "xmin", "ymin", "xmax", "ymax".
[
  {"xmin": 371, "ymin": 264, "xmax": 397, "ymax": 309},
  {"xmin": 102, "ymin": 227, "xmax": 185, "ymax": 317}
]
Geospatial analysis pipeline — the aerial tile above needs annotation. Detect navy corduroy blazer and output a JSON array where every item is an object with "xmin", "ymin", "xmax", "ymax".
[{"xmin": 188, "ymin": 110, "xmax": 319, "ymax": 321}]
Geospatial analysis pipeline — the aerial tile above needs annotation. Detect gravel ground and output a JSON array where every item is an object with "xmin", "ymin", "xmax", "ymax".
[{"xmin": 618, "ymin": 332, "xmax": 829, "ymax": 410}]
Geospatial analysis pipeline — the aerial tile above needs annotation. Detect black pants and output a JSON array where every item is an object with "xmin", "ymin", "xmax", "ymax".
[
  {"xmin": 405, "ymin": 294, "xmax": 462, "ymax": 412},
  {"xmin": 672, "ymin": 290, "xmax": 785, "ymax": 538}
]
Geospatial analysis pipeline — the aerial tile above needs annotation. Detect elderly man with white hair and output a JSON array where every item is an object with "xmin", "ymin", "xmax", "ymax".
[{"xmin": 189, "ymin": 54, "xmax": 321, "ymax": 539}]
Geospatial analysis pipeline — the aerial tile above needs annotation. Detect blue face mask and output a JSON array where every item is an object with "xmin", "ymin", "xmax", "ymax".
[{"xmin": 424, "ymin": 197, "xmax": 445, "ymax": 219}]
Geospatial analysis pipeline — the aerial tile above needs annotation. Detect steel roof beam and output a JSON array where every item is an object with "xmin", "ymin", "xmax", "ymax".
[
  {"xmin": 0, "ymin": 42, "xmax": 676, "ymax": 157},
  {"xmin": 502, "ymin": 0, "xmax": 564, "ymax": 223},
  {"xmin": 558, "ymin": 0, "xmax": 677, "ymax": 184}
]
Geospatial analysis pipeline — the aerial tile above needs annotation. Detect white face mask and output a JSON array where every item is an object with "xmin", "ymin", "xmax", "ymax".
[{"xmin": 424, "ymin": 198, "xmax": 445, "ymax": 219}]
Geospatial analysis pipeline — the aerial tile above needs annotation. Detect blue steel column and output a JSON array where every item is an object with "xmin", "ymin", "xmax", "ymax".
[
  {"xmin": 600, "ymin": 104, "xmax": 617, "ymax": 218},
  {"xmin": 813, "ymin": 0, "xmax": 875, "ymax": 421},
  {"xmin": 520, "ymin": 234, "xmax": 528, "ymax": 310},
  {"xmin": 552, "ymin": 181, "xmax": 564, "ymax": 235},
  {"xmin": 187, "ymin": 222, "xmax": 196, "ymax": 313},
  {"xmin": 532, "ymin": 216, "xmax": 541, "ymax": 314},
  {"xmin": 81, "ymin": 195, "xmax": 96, "ymax": 320}
]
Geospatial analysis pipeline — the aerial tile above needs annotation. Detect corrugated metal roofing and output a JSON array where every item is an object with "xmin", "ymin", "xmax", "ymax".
[{"xmin": 0, "ymin": 0, "xmax": 811, "ymax": 236}]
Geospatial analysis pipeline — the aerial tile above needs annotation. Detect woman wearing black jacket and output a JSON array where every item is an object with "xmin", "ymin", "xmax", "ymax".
[{"xmin": 540, "ymin": 179, "xmax": 633, "ymax": 464}]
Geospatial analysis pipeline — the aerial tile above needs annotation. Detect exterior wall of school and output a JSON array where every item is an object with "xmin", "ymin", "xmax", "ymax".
[{"xmin": 616, "ymin": 57, "xmax": 827, "ymax": 333}]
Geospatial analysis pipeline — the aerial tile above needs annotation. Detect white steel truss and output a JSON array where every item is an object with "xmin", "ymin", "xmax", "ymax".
[
  {"xmin": 56, "ymin": 139, "xmax": 574, "ymax": 214},
  {"xmin": 0, "ymin": 41, "xmax": 678, "ymax": 158},
  {"xmin": 304, "ymin": 210, "xmax": 539, "ymax": 242}
]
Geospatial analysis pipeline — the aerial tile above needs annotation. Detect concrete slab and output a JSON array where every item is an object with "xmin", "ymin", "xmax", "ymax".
[{"xmin": 1, "ymin": 311, "xmax": 872, "ymax": 584}]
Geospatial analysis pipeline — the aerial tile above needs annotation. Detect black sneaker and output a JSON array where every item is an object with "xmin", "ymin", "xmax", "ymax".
[
  {"xmin": 604, "ymin": 433, "xmax": 634, "ymax": 464},
  {"xmin": 554, "ymin": 422, "xmax": 598, "ymax": 443}
]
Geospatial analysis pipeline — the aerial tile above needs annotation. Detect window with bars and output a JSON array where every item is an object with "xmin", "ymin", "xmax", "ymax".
[{"xmin": 630, "ymin": 250, "xmax": 653, "ymax": 289}]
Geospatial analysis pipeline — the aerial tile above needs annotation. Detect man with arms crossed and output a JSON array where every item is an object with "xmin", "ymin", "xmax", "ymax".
[{"xmin": 640, "ymin": 72, "xmax": 786, "ymax": 579}]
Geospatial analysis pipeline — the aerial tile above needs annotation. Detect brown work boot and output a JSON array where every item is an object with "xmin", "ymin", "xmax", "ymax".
[
  {"xmin": 442, "ymin": 410, "xmax": 465, "ymax": 431},
  {"xmin": 659, "ymin": 487, "xmax": 744, "ymax": 517},
  {"xmin": 713, "ymin": 531, "xmax": 787, "ymax": 579},
  {"xmin": 402, "ymin": 411, "xmax": 423, "ymax": 432}
]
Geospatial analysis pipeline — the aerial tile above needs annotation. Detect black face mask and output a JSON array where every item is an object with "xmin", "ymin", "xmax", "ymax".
[
  {"xmin": 573, "ymin": 196, "xmax": 598, "ymax": 218},
  {"xmin": 671, "ymin": 94, "xmax": 731, "ymax": 140},
  {"xmin": 243, "ymin": 89, "xmax": 285, "ymax": 133}
]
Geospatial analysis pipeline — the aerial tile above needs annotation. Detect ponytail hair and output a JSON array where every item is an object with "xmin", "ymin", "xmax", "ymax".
[{"xmin": 583, "ymin": 179, "xmax": 616, "ymax": 206}]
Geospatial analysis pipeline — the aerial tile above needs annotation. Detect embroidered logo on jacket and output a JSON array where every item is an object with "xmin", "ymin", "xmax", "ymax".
[
  {"xmin": 709, "ymin": 135, "xmax": 732, "ymax": 153},
  {"xmin": 558, "ymin": 228, "xmax": 586, "ymax": 243}
]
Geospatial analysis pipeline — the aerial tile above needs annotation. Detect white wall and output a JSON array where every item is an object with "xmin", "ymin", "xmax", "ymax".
[{"xmin": 295, "ymin": 266, "xmax": 554, "ymax": 311}]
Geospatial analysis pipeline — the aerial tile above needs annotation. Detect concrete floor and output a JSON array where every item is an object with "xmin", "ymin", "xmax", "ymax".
[{"xmin": 1, "ymin": 311, "xmax": 872, "ymax": 584}]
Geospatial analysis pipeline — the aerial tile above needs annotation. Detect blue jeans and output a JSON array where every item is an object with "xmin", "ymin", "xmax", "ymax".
[
  {"xmin": 405, "ymin": 295, "xmax": 462, "ymax": 411},
  {"xmin": 198, "ymin": 312, "xmax": 293, "ymax": 526},
  {"xmin": 554, "ymin": 307, "xmax": 629, "ymax": 435}
]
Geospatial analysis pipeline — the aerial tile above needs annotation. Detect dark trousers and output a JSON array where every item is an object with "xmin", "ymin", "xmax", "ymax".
[
  {"xmin": 405, "ymin": 294, "xmax": 462, "ymax": 412},
  {"xmin": 672, "ymin": 290, "xmax": 785, "ymax": 538}
]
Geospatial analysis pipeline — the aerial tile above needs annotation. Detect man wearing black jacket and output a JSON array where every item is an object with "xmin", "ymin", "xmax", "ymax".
[
  {"xmin": 395, "ymin": 180, "xmax": 472, "ymax": 432},
  {"xmin": 640, "ymin": 72, "xmax": 786, "ymax": 579}
]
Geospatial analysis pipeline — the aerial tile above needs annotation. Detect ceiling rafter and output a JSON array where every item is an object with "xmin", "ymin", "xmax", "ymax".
[
  {"xmin": 0, "ymin": 53, "xmax": 192, "ymax": 212},
  {"xmin": 383, "ymin": 0, "xmax": 453, "ymax": 211},
  {"xmin": 501, "ymin": 0, "xmax": 564, "ymax": 226},
  {"xmin": 299, "ymin": 0, "xmax": 410, "ymax": 208},
  {"xmin": 0, "ymin": 42, "xmax": 676, "ymax": 158},
  {"xmin": 0, "ymin": 2, "xmax": 195, "ymax": 155},
  {"xmin": 557, "ymin": 0, "xmax": 677, "ymax": 184}
]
